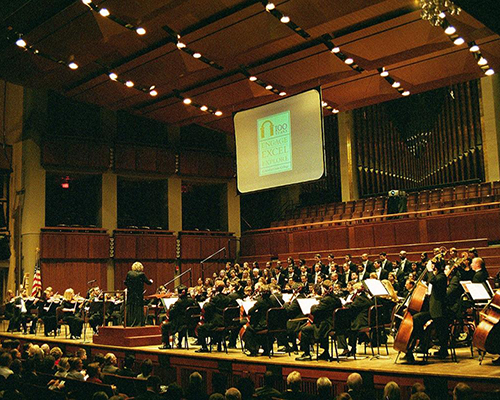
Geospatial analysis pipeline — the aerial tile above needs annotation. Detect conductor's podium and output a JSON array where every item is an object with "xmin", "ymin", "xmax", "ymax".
[{"xmin": 93, "ymin": 325, "xmax": 161, "ymax": 347}]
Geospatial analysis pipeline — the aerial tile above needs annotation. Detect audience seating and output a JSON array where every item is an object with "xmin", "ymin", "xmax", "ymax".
[{"xmin": 277, "ymin": 181, "xmax": 500, "ymax": 227}]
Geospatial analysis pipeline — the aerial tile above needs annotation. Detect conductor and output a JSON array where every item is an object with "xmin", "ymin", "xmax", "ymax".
[{"xmin": 125, "ymin": 261, "xmax": 153, "ymax": 326}]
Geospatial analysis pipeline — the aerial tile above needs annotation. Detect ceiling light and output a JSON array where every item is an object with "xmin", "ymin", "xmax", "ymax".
[
  {"xmin": 109, "ymin": 72, "xmax": 118, "ymax": 80},
  {"xmin": 215, "ymin": 111, "xmax": 223, "ymax": 116},
  {"xmin": 265, "ymin": 2, "xmax": 275, "ymax": 11},
  {"xmin": 453, "ymin": 37, "xmax": 464, "ymax": 46},
  {"xmin": 392, "ymin": 81, "xmax": 401, "ymax": 88},
  {"xmin": 193, "ymin": 52, "xmax": 201, "ymax": 58},
  {"xmin": 439, "ymin": 12, "xmax": 446, "ymax": 18},
  {"xmin": 444, "ymin": 25, "xmax": 456, "ymax": 35},
  {"xmin": 280, "ymin": 15, "xmax": 290, "ymax": 24},
  {"xmin": 68, "ymin": 62, "xmax": 79, "ymax": 70},
  {"xmin": 331, "ymin": 47, "xmax": 340, "ymax": 53},
  {"xmin": 279, "ymin": 91, "xmax": 286, "ymax": 96},
  {"xmin": 82, "ymin": 0, "xmax": 92, "ymax": 3},
  {"xmin": 249, "ymin": 76, "xmax": 257, "ymax": 81},
  {"xmin": 136, "ymin": 27, "xmax": 146, "ymax": 35},
  {"xmin": 380, "ymin": 68, "xmax": 389, "ymax": 77},
  {"xmin": 176, "ymin": 41, "xmax": 186, "ymax": 49},
  {"xmin": 99, "ymin": 8, "xmax": 110, "ymax": 17},
  {"xmin": 149, "ymin": 90, "xmax": 158, "ymax": 96},
  {"xmin": 402, "ymin": 90, "xmax": 410, "ymax": 96},
  {"xmin": 478, "ymin": 57, "xmax": 488, "ymax": 66},
  {"xmin": 344, "ymin": 58, "xmax": 354, "ymax": 65},
  {"xmin": 200, "ymin": 105, "xmax": 208, "ymax": 111},
  {"xmin": 322, "ymin": 101, "xmax": 328, "ymax": 107},
  {"xmin": 183, "ymin": 98, "xmax": 192, "ymax": 105},
  {"xmin": 469, "ymin": 45, "xmax": 480, "ymax": 52},
  {"xmin": 485, "ymin": 68, "xmax": 495, "ymax": 76},
  {"xmin": 125, "ymin": 80, "xmax": 134, "ymax": 87},
  {"xmin": 15, "ymin": 38, "xmax": 27, "ymax": 48},
  {"xmin": 332, "ymin": 108, "xmax": 339, "ymax": 114},
  {"xmin": 265, "ymin": 85, "xmax": 273, "ymax": 90}
]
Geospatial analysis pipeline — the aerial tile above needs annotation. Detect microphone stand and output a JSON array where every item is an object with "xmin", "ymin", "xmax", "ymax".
[{"xmin": 200, "ymin": 247, "xmax": 226, "ymax": 281}]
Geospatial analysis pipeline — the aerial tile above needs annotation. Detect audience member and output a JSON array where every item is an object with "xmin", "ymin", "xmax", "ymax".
[
  {"xmin": 92, "ymin": 392, "xmax": 109, "ymax": 400},
  {"xmin": 316, "ymin": 377, "xmax": 333, "ymax": 400},
  {"xmin": 136, "ymin": 375, "xmax": 162, "ymax": 400},
  {"xmin": 255, "ymin": 371, "xmax": 282, "ymax": 400},
  {"xmin": 409, "ymin": 393, "xmax": 430, "ymax": 400},
  {"xmin": 346, "ymin": 373, "xmax": 363, "ymax": 400},
  {"xmin": 66, "ymin": 357, "xmax": 85, "ymax": 381},
  {"xmin": 117, "ymin": 354, "xmax": 136, "ymax": 377},
  {"xmin": 453, "ymin": 383, "xmax": 473, "ymax": 400},
  {"xmin": 137, "ymin": 359, "xmax": 154, "ymax": 380},
  {"xmin": 383, "ymin": 382, "xmax": 400, "ymax": 400},
  {"xmin": 0, "ymin": 352, "xmax": 13, "ymax": 379},
  {"xmin": 87, "ymin": 362, "xmax": 103, "ymax": 384},
  {"xmin": 236, "ymin": 377, "xmax": 255, "ymax": 400},
  {"xmin": 282, "ymin": 371, "xmax": 302, "ymax": 400},
  {"xmin": 102, "ymin": 353, "xmax": 119, "ymax": 374},
  {"xmin": 225, "ymin": 388, "xmax": 242, "ymax": 400},
  {"xmin": 185, "ymin": 371, "xmax": 207, "ymax": 400}
]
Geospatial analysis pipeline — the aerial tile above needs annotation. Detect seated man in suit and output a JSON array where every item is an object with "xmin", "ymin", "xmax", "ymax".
[{"xmin": 159, "ymin": 285, "xmax": 195, "ymax": 349}]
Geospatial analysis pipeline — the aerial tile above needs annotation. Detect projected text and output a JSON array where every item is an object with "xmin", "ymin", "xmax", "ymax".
[{"xmin": 257, "ymin": 111, "xmax": 292, "ymax": 176}]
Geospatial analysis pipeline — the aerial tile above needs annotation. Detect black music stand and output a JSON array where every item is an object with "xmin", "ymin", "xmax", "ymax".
[{"xmin": 363, "ymin": 279, "xmax": 390, "ymax": 359}]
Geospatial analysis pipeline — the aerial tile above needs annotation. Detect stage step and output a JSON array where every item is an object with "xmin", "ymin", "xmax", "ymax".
[{"xmin": 93, "ymin": 325, "xmax": 161, "ymax": 347}]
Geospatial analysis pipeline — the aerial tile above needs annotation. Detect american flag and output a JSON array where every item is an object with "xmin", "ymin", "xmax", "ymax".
[{"xmin": 31, "ymin": 261, "xmax": 42, "ymax": 297}]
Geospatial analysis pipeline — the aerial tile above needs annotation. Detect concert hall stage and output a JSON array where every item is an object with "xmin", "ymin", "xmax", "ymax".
[{"xmin": 1, "ymin": 328, "xmax": 499, "ymax": 400}]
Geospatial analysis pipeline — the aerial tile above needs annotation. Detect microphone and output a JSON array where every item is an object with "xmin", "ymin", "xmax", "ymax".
[{"xmin": 87, "ymin": 279, "xmax": 97, "ymax": 285}]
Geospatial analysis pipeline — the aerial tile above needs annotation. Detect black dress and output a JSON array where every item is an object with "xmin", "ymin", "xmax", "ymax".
[{"xmin": 124, "ymin": 270, "xmax": 152, "ymax": 326}]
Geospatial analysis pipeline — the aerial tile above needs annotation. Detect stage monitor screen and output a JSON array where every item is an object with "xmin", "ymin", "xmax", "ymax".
[{"xmin": 234, "ymin": 88, "xmax": 325, "ymax": 193}]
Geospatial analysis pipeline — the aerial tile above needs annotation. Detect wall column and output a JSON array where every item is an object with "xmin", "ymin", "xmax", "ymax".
[
  {"xmin": 338, "ymin": 110, "xmax": 359, "ymax": 201},
  {"xmin": 101, "ymin": 172, "xmax": 117, "ymax": 290},
  {"xmin": 226, "ymin": 179, "xmax": 240, "ymax": 258},
  {"xmin": 481, "ymin": 75, "xmax": 500, "ymax": 182}
]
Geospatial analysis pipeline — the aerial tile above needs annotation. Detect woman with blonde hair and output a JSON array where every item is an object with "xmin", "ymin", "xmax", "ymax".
[
  {"xmin": 60, "ymin": 288, "xmax": 84, "ymax": 339},
  {"xmin": 124, "ymin": 261, "xmax": 153, "ymax": 326}
]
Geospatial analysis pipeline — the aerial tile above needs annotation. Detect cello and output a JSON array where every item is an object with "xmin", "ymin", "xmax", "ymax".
[
  {"xmin": 472, "ymin": 289, "xmax": 500, "ymax": 361},
  {"xmin": 392, "ymin": 265, "xmax": 430, "ymax": 354}
]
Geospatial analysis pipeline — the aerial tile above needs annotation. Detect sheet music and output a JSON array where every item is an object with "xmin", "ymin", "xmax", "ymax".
[
  {"xmin": 282, "ymin": 293, "xmax": 293, "ymax": 303},
  {"xmin": 297, "ymin": 298, "xmax": 319, "ymax": 315},
  {"xmin": 198, "ymin": 300, "xmax": 209, "ymax": 309},
  {"xmin": 363, "ymin": 279, "xmax": 389, "ymax": 297},
  {"xmin": 236, "ymin": 299, "xmax": 256, "ymax": 314},
  {"xmin": 463, "ymin": 282, "xmax": 491, "ymax": 301},
  {"xmin": 160, "ymin": 297, "xmax": 179, "ymax": 310}
]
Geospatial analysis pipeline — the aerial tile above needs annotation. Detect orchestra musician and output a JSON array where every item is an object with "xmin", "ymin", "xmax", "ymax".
[
  {"xmin": 58, "ymin": 288, "xmax": 84, "ymax": 339},
  {"xmin": 39, "ymin": 287, "xmax": 58, "ymax": 336},
  {"xmin": 124, "ymin": 261, "xmax": 153, "ymax": 327},
  {"xmin": 159, "ymin": 285, "xmax": 195, "ymax": 349},
  {"xmin": 403, "ymin": 255, "xmax": 448, "ymax": 363},
  {"xmin": 296, "ymin": 280, "xmax": 341, "ymax": 361}
]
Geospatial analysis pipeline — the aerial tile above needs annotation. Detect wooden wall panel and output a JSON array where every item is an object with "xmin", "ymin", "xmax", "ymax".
[
  {"xmin": 240, "ymin": 236, "xmax": 255, "ymax": 256},
  {"xmin": 136, "ymin": 147, "xmax": 158, "ymax": 172},
  {"xmin": 393, "ymin": 220, "xmax": 420, "ymax": 245},
  {"xmin": 252, "ymin": 234, "xmax": 271, "ymax": 256},
  {"xmin": 292, "ymin": 231, "xmax": 310, "ymax": 253},
  {"xmin": 114, "ymin": 261, "xmax": 130, "ymax": 291},
  {"xmin": 157, "ymin": 236, "xmax": 177, "ymax": 260},
  {"xmin": 115, "ymin": 146, "xmax": 137, "ymax": 171},
  {"xmin": 327, "ymin": 228, "xmax": 349, "ymax": 250},
  {"xmin": 200, "ymin": 236, "xmax": 220, "ymax": 259},
  {"xmin": 449, "ymin": 215, "xmax": 474, "ymax": 241},
  {"xmin": 114, "ymin": 235, "xmax": 137, "ymax": 259},
  {"xmin": 41, "ymin": 233, "xmax": 66, "ymax": 259},
  {"xmin": 270, "ymin": 232, "xmax": 288, "ymax": 255},
  {"xmin": 353, "ymin": 225, "xmax": 374, "ymax": 248},
  {"xmin": 180, "ymin": 236, "xmax": 201, "ymax": 259},
  {"xmin": 197, "ymin": 153, "xmax": 217, "ymax": 177},
  {"xmin": 179, "ymin": 151, "xmax": 199, "ymax": 175},
  {"xmin": 426, "ymin": 218, "xmax": 450, "ymax": 243},
  {"xmin": 373, "ymin": 223, "xmax": 395, "ymax": 247},
  {"xmin": 153, "ymin": 262, "xmax": 177, "ymax": 289},
  {"xmin": 136, "ymin": 235, "xmax": 158, "ymax": 260},
  {"xmin": 156, "ymin": 149, "xmax": 176, "ymax": 175},
  {"xmin": 88, "ymin": 235, "xmax": 109, "ymax": 259},
  {"xmin": 309, "ymin": 230, "xmax": 328, "ymax": 252},
  {"xmin": 475, "ymin": 210, "xmax": 500, "ymax": 241},
  {"xmin": 65, "ymin": 234, "xmax": 88, "ymax": 259}
]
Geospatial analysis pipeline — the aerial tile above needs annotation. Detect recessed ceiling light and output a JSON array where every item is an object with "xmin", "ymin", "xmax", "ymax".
[
  {"xmin": 200, "ymin": 105, "xmax": 208, "ymax": 111},
  {"xmin": 149, "ymin": 90, "xmax": 158, "ymax": 97},
  {"xmin": 331, "ymin": 47, "xmax": 340, "ymax": 53},
  {"xmin": 249, "ymin": 76, "xmax": 257, "ymax": 81},
  {"xmin": 322, "ymin": 101, "xmax": 328, "ymax": 107},
  {"xmin": 176, "ymin": 42, "xmax": 186, "ymax": 49},
  {"xmin": 469, "ymin": 45, "xmax": 480, "ymax": 52},
  {"xmin": 125, "ymin": 81, "xmax": 134, "ymax": 87},
  {"xmin": 392, "ymin": 81, "xmax": 401, "ymax": 88},
  {"xmin": 478, "ymin": 57, "xmax": 488, "ymax": 66},
  {"xmin": 193, "ymin": 52, "xmax": 201, "ymax": 58},
  {"xmin": 279, "ymin": 91, "xmax": 286, "ymax": 96},
  {"xmin": 333, "ymin": 108, "xmax": 339, "ymax": 114},
  {"xmin": 109, "ymin": 72, "xmax": 118, "ymax": 80},
  {"xmin": 99, "ymin": 8, "xmax": 110, "ymax": 17},
  {"xmin": 280, "ymin": 15, "xmax": 290, "ymax": 23},
  {"xmin": 265, "ymin": 2, "xmax": 275, "ymax": 11},
  {"xmin": 344, "ymin": 58, "xmax": 354, "ymax": 65},
  {"xmin": 215, "ymin": 111, "xmax": 223, "ymax": 116},
  {"xmin": 81, "ymin": 0, "xmax": 92, "ymax": 4},
  {"xmin": 485, "ymin": 68, "xmax": 495, "ymax": 76},
  {"xmin": 136, "ymin": 27, "xmax": 146, "ymax": 35},
  {"xmin": 402, "ymin": 90, "xmax": 410, "ymax": 96},
  {"xmin": 183, "ymin": 98, "xmax": 192, "ymax": 105},
  {"xmin": 439, "ymin": 12, "xmax": 446, "ymax": 18},
  {"xmin": 453, "ymin": 37, "xmax": 464, "ymax": 46},
  {"xmin": 380, "ymin": 68, "xmax": 389, "ymax": 77},
  {"xmin": 444, "ymin": 25, "xmax": 456, "ymax": 35},
  {"xmin": 68, "ymin": 62, "xmax": 79, "ymax": 70},
  {"xmin": 16, "ymin": 38, "xmax": 27, "ymax": 48},
  {"xmin": 265, "ymin": 85, "xmax": 273, "ymax": 90}
]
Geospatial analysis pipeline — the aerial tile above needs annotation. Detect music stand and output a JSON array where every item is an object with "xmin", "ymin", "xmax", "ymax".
[{"xmin": 363, "ymin": 279, "xmax": 390, "ymax": 359}]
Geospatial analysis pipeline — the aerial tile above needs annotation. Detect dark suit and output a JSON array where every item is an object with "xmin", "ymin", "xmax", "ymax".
[
  {"xmin": 125, "ymin": 270, "xmax": 152, "ymax": 326},
  {"xmin": 243, "ymin": 295, "xmax": 273, "ymax": 354},
  {"xmin": 197, "ymin": 292, "xmax": 231, "ymax": 348},
  {"xmin": 374, "ymin": 267, "xmax": 389, "ymax": 280},
  {"xmin": 472, "ymin": 268, "xmax": 488, "ymax": 283},
  {"xmin": 381, "ymin": 259, "xmax": 393, "ymax": 272},
  {"xmin": 345, "ymin": 292, "xmax": 373, "ymax": 351},
  {"xmin": 161, "ymin": 295, "xmax": 196, "ymax": 346}
]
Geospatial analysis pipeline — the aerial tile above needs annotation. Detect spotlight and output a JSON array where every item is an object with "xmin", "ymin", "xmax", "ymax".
[
  {"xmin": 279, "ymin": 91, "xmax": 286, "ymax": 96},
  {"xmin": 99, "ymin": 8, "xmax": 110, "ymax": 17},
  {"xmin": 200, "ymin": 105, "xmax": 208, "ymax": 111},
  {"xmin": 68, "ymin": 62, "xmax": 79, "ymax": 70},
  {"xmin": 265, "ymin": 85, "xmax": 273, "ymax": 90},
  {"xmin": 331, "ymin": 47, "xmax": 340, "ymax": 53},
  {"xmin": 82, "ymin": 0, "xmax": 92, "ymax": 4},
  {"xmin": 183, "ymin": 98, "xmax": 192, "ymax": 104},
  {"xmin": 125, "ymin": 80, "xmax": 134, "ymax": 87},
  {"xmin": 176, "ymin": 41, "xmax": 186, "ymax": 49},
  {"xmin": 215, "ymin": 111, "xmax": 223, "ymax": 116},
  {"xmin": 109, "ymin": 72, "xmax": 118, "ymax": 80},
  {"xmin": 469, "ymin": 44, "xmax": 480, "ymax": 52},
  {"xmin": 392, "ymin": 81, "xmax": 401, "ymax": 88},
  {"xmin": 321, "ymin": 101, "xmax": 328, "ymax": 107},
  {"xmin": 485, "ymin": 68, "xmax": 495, "ymax": 76},
  {"xmin": 439, "ymin": 12, "xmax": 446, "ymax": 18},
  {"xmin": 280, "ymin": 15, "xmax": 290, "ymax": 24},
  {"xmin": 249, "ymin": 76, "xmax": 257, "ymax": 81},
  {"xmin": 149, "ymin": 90, "xmax": 158, "ymax": 96},
  {"xmin": 332, "ymin": 108, "xmax": 339, "ymax": 113},
  {"xmin": 453, "ymin": 37, "xmax": 464, "ymax": 46},
  {"xmin": 379, "ymin": 68, "xmax": 389, "ymax": 77},
  {"xmin": 193, "ymin": 52, "xmax": 201, "ymax": 58},
  {"xmin": 15, "ymin": 38, "xmax": 27, "ymax": 48},
  {"xmin": 136, "ymin": 27, "xmax": 146, "ymax": 35},
  {"xmin": 478, "ymin": 57, "xmax": 488, "ymax": 66},
  {"xmin": 402, "ymin": 90, "xmax": 410, "ymax": 96},
  {"xmin": 265, "ymin": 2, "xmax": 275, "ymax": 11},
  {"xmin": 344, "ymin": 58, "xmax": 354, "ymax": 65},
  {"xmin": 444, "ymin": 25, "xmax": 456, "ymax": 35}
]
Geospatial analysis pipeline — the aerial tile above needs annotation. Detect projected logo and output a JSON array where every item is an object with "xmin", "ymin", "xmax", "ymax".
[{"xmin": 257, "ymin": 111, "xmax": 292, "ymax": 176}]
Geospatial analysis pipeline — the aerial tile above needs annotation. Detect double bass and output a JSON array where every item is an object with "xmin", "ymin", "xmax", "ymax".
[
  {"xmin": 393, "ymin": 267, "xmax": 429, "ymax": 353},
  {"xmin": 472, "ymin": 289, "xmax": 500, "ymax": 360}
]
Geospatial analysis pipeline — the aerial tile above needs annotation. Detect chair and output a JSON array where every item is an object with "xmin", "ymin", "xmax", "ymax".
[
  {"xmin": 255, "ymin": 307, "xmax": 289, "ymax": 358},
  {"xmin": 210, "ymin": 306, "xmax": 241, "ymax": 353},
  {"xmin": 329, "ymin": 308, "xmax": 353, "ymax": 362},
  {"xmin": 359, "ymin": 304, "xmax": 391, "ymax": 356},
  {"xmin": 186, "ymin": 305, "xmax": 201, "ymax": 341}
]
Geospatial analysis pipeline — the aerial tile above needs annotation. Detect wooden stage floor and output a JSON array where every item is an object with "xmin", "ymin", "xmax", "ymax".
[{"xmin": 1, "ymin": 324, "xmax": 500, "ymax": 399}]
